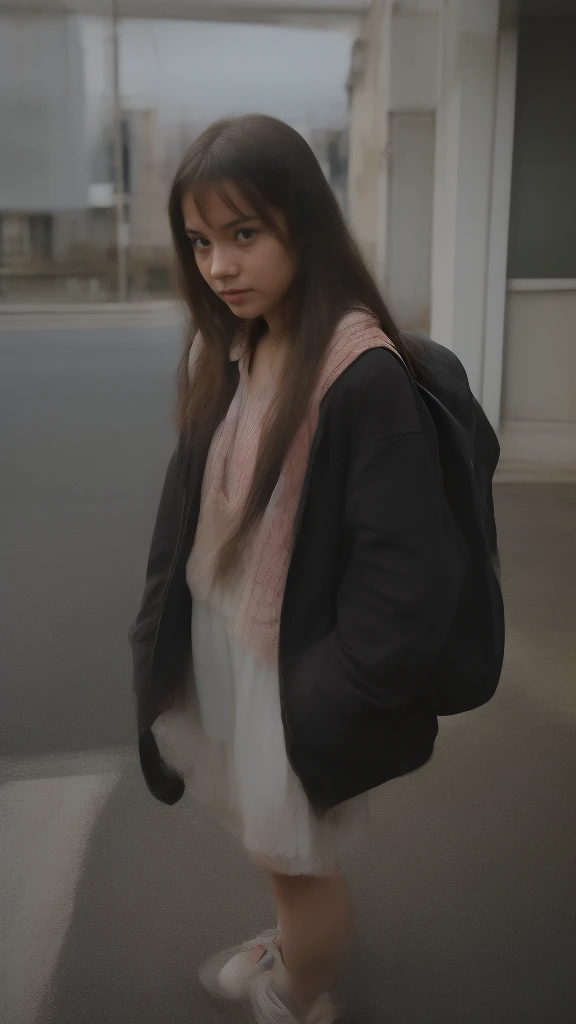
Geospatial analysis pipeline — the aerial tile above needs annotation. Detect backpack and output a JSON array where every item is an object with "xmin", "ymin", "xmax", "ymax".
[{"xmin": 399, "ymin": 331, "xmax": 505, "ymax": 715}]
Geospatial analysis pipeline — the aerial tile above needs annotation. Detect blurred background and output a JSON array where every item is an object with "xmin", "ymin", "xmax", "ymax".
[
  {"xmin": 0, "ymin": 1, "xmax": 353, "ymax": 305},
  {"xmin": 1, "ymin": 4, "xmax": 575, "ymax": 1024},
  {"xmin": 0, "ymin": 0, "xmax": 574, "ymax": 468}
]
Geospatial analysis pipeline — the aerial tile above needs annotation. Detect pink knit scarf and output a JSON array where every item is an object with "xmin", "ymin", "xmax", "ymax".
[{"xmin": 187, "ymin": 310, "xmax": 399, "ymax": 668}]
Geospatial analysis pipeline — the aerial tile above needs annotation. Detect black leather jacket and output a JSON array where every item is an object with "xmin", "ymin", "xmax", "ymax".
[{"xmin": 129, "ymin": 346, "xmax": 466, "ymax": 813}]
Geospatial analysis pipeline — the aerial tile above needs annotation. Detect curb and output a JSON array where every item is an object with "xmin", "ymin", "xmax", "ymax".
[{"xmin": 0, "ymin": 301, "xmax": 185, "ymax": 331}]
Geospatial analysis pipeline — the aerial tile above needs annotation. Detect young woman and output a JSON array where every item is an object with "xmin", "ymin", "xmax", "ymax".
[{"xmin": 130, "ymin": 114, "xmax": 463, "ymax": 1024}]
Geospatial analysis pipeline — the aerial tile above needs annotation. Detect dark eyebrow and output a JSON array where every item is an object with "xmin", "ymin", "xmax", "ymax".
[{"xmin": 184, "ymin": 214, "xmax": 259, "ymax": 236}]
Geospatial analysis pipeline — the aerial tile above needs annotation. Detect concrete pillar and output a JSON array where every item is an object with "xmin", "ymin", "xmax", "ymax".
[
  {"xmin": 385, "ymin": 2, "xmax": 439, "ymax": 332},
  {"xmin": 482, "ymin": 16, "xmax": 518, "ymax": 427},
  {"xmin": 430, "ymin": 0, "xmax": 500, "ymax": 400},
  {"xmin": 347, "ymin": 1, "xmax": 393, "ymax": 282},
  {"xmin": 348, "ymin": 1, "xmax": 439, "ymax": 297}
]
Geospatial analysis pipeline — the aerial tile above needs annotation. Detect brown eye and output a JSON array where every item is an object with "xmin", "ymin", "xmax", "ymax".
[
  {"xmin": 192, "ymin": 237, "xmax": 211, "ymax": 251},
  {"xmin": 236, "ymin": 229, "xmax": 256, "ymax": 243}
]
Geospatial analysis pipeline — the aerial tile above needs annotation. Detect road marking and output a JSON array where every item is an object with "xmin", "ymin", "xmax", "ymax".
[{"xmin": 1, "ymin": 771, "xmax": 120, "ymax": 1024}]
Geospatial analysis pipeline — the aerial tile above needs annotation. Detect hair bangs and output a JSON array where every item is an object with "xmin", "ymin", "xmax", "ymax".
[{"xmin": 181, "ymin": 172, "xmax": 287, "ymax": 247}]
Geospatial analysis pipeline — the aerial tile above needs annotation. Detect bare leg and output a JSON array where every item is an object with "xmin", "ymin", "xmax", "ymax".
[{"xmin": 267, "ymin": 868, "xmax": 353, "ymax": 1015}]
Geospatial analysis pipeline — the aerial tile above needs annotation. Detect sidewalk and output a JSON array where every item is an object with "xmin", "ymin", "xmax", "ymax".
[{"xmin": 495, "ymin": 460, "xmax": 576, "ymax": 483}]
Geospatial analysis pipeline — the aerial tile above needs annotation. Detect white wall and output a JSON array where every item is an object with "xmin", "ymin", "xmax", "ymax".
[
  {"xmin": 431, "ymin": 0, "xmax": 500, "ymax": 398},
  {"xmin": 481, "ymin": 20, "xmax": 518, "ymax": 429},
  {"xmin": 385, "ymin": 5, "xmax": 438, "ymax": 331},
  {"xmin": 347, "ymin": 1, "xmax": 393, "ymax": 279},
  {"xmin": 347, "ymin": 0, "xmax": 439, "ymax": 298},
  {"xmin": 503, "ymin": 284, "xmax": 576, "ymax": 423},
  {"xmin": 385, "ymin": 111, "xmax": 435, "ymax": 331},
  {"xmin": 390, "ymin": 7, "xmax": 438, "ymax": 111}
]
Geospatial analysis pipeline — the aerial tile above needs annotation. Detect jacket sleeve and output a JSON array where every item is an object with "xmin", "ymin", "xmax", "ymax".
[
  {"xmin": 129, "ymin": 443, "xmax": 183, "ymax": 691},
  {"xmin": 287, "ymin": 428, "xmax": 463, "ymax": 752},
  {"xmin": 471, "ymin": 394, "xmax": 501, "ymax": 582},
  {"xmin": 129, "ymin": 442, "xmax": 187, "ymax": 805},
  {"xmin": 130, "ymin": 331, "xmax": 202, "ymax": 674}
]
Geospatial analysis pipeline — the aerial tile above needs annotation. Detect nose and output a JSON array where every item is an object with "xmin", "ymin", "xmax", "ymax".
[{"xmin": 210, "ymin": 243, "xmax": 240, "ymax": 282}]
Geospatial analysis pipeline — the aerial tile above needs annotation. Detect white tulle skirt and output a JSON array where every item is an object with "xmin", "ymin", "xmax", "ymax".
[{"xmin": 151, "ymin": 596, "xmax": 370, "ymax": 877}]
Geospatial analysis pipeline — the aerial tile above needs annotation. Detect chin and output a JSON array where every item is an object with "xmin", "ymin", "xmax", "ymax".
[
  {"xmin": 232, "ymin": 310, "xmax": 258, "ymax": 320},
  {"xmin": 232, "ymin": 303, "xmax": 266, "ymax": 320}
]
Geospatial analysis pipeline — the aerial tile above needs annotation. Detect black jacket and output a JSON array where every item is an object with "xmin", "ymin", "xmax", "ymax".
[{"xmin": 130, "ymin": 346, "xmax": 467, "ymax": 813}]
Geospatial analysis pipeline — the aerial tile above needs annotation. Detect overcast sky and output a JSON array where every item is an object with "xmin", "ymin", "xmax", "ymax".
[{"xmin": 80, "ymin": 17, "xmax": 352, "ymax": 128}]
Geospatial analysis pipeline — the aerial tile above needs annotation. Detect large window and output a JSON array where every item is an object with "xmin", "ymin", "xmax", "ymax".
[{"xmin": 508, "ymin": 14, "xmax": 576, "ymax": 279}]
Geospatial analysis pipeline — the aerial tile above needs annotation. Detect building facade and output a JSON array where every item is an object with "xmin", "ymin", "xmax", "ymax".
[{"xmin": 347, "ymin": 0, "xmax": 576, "ymax": 475}]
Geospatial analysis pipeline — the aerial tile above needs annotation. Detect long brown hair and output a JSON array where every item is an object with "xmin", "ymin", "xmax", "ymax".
[{"xmin": 168, "ymin": 113, "xmax": 412, "ymax": 580}]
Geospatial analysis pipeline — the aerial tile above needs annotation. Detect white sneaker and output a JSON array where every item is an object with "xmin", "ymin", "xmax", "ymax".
[
  {"xmin": 198, "ymin": 927, "xmax": 279, "ymax": 1001},
  {"xmin": 249, "ymin": 958, "xmax": 341, "ymax": 1024}
]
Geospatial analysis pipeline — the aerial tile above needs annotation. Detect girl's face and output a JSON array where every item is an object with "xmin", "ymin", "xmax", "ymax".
[{"xmin": 182, "ymin": 183, "xmax": 297, "ymax": 325}]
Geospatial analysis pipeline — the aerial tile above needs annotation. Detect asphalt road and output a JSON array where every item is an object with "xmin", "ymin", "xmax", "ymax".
[
  {"xmin": 1, "ymin": 325, "xmax": 181, "ymax": 757},
  {"xmin": 1, "ymin": 325, "xmax": 575, "ymax": 1024}
]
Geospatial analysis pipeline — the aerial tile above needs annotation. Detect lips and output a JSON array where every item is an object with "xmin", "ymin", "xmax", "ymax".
[{"xmin": 220, "ymin": 289, "xmax": 251, "ymax": 305}]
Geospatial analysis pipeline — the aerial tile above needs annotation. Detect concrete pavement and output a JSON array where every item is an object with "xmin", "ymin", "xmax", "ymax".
[{"xmin": 1, "ymin": 325, "xmax": 575, "ymax": 1023}]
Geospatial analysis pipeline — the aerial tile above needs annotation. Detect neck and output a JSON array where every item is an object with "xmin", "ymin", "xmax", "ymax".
[{"xmin": 263, "ymin": 301, "xmax": 291, "ymax": 345}]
